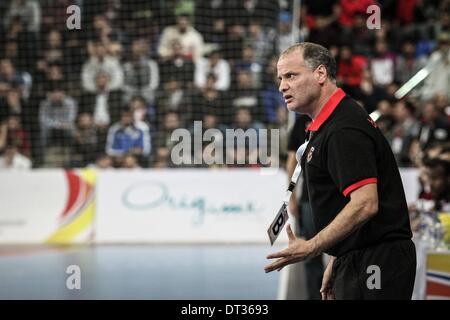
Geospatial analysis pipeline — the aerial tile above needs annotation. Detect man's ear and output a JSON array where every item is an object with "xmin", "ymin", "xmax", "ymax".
[{"xmin": 316, "ymin": 65, "xmax": 328, "ymax": 84}]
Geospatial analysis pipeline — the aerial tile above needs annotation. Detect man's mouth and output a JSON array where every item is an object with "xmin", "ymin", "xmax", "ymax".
[{"xmin": 284, "ymin": 95, "xmax": 293, "ymax": 103}]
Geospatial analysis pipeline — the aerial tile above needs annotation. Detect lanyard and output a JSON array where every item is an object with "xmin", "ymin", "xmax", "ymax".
[{"xmin": 283, "ymin": 139, "xmax": 308, "ymax": 203}]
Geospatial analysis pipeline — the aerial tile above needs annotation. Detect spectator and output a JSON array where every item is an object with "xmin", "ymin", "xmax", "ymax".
[
  {"xmin": 123, "ymin": 38, "xmax": 159, "ymax": 105},
  {"xmin": 158, "ymin": 14, "xmax": 205, "ymax": 63},
  {"xmin": 79, "ymin": 71, "xmax": 123, "ymax": 129},
  {"xmin": 390, "ymin": 100, "xmax": 418, "ymax": 167},
  {"xmin": 122, "ymin": 154, "xmax": 141, "ymax": 169},
  {"xmin": 192, "ymin": 74, "xmax": 227, "ymax": 123},
  {"xmin": 130, "ymin": 96, "xmax": 152, "ymax": 128},
  {"xmin": 225, "ymin": 0, "xmax": 279, "ymax": 28},
  {"xmin": 87, "ymin": 14, "xmax": 124, "ymax": 57},
  {"xmin": 350, "ymin": 12, "xmax": 376, "ymax": 56},
  {"xmin": 0, "ymin": 89, "xmax": 24, "ymax": 123},
  {"xmin": 338, "ymin": 0, "xmax": 376, "ymax": 29},
  {"xmin": 223, "ymin": 23, "xmax": 246, "ymax": 65},
  {"xmin": 72, "ymin": 113, "xmax": 99, "ymax": 167},
  {"xmin": 232, "ymin": 106, "xmax": 265, "ymax": 131},
  {"xmin": 152, "ymin": 111, "xmax": 182, "ymax": 167},
  {"xmin": 90, "ymin": 153, "xmax": 113, "ymax": 169},
  {"xmin": 230, "ymin": 70, "xmax": 261, "ymax": 115},
  {"xmin": 39, "ymin": 82, "xmax": 77, "ymax": 149},
  {"xmin": 355, "ymin": 69, "xmax": 390, "ymax": 114},
  {"xmin": 195, "ymin": 49, "xmax": 231, "ymax": 91},
  {"xmin": 336, "ymin": 45, "xmax": 367, "ymax": 96},
  {"xmin": 226, "ymin": 107, "xmax": 265, "ymax": 167},
  {"xmin": 433, "ymin": 11, "xmax": 450, "ymax": 40},
  {"xmin": 422, "ymin": 157, "xmax": 450, "ymax": 211},
  {"xmin": 106, "ymin": 109, "xmax": 151, "ymax": 162},
  {"xmin": 92, "ymin": 14, "xmax": 123, "ymax": 50},
  {"xmin": 246, "ymin": 20, "xmax": 275, "ymax": 65},
  {"xmin": 3, "ymin": 16, "xmax": 38, "ymax": 72},
  {"xmin": 3, "ymin": 115, "xmax": 30, "ymax": 158},
  {"xmin": 234, "ymin": 45, "xmax": 263, "ymax": 88},
  {"xmin": 421, "ymin": 33, "xmax": 450, "ymax": 100},
  {"xmin": 414, "ymin": 101, "xmax": 450, "ymax": 151},
  {"xmin": 434, "ymin": 94, "xmax": 450, "ymax": 122},
  {"xmin": 395, "ymin": 40, "xmax": 427, "ymax": 85},
  {"xmin": 374, "ymin": 99, "xmax": 396, "ymax": 136},
  {"xmin": 41, "ymin": 0, "xmax": 74, "ymax": 31},
  {"xmin": 1, "ymin": 41, "xmax": 20, "ymax": 67},
  {"xmin": 81, "ymin": 42, "xmax": 124, "ymax": 93},
  {"xmin": 370, "ymin": 40, "xmax": 397, "ymax": 86},
  {"xmin": 196, "ymin": 112, "xmax": 226, "ymax": 168},
  {"xmin": 261, "ymin": 58, "xmax": 286, "ymax": 124},
  {"xmin": 230, "ymin": 70, "xmax": 263, "ymax": 121},
  {"xmin": 156, "ymin": 78, "xmax": 192, "ymax": 118},
  {"xmin": 303, "ymin": 0, "xmax": 341, "ymax": 48},
  {"xmin": 0, "ymin": 59, "xmax": 30, "ymax": 100},
  {"xmin": 35, "ymin": 30, "xmax": 65, "ymax": 83},
  {"xmin": 3, "ymin": 0, "xmax": 41, "ymax": 33},
  {"xmin": 0, "ymin": 143, "xmax": 32, "ymax": 170},
  {"xmin": 159, "ymin": 39, "xmax": 195, "ymax": 86},
  {"xmin": 195, "ymin": 0, "xmax": 226, "ymax": 44},
  {"xmin": 276, "ymin": 11, "xmax": 298, "ymax": 55}
]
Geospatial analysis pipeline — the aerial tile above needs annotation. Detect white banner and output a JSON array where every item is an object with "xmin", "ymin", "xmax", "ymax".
[
  {"xmin": 0, "ymin": 168, "xmax": 420, "ymax": 244},
  {"xmin": 0, "ymin": 171, "xmax": 66, "ymax": 243},
  {"xmin": 96, "ymin": 169, "xmax": 288, "ymax": 243},
  {"xmin": 0, "ymin": 170, "xmax": 95, "ymax": 244}
]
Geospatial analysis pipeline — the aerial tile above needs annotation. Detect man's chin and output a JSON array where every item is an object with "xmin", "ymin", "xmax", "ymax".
[
  {"xmin": 287, "ymin": 103, "xmax": 300, "ymax": 112},
  {"xmin": 287, "ymin": 104, "xmax": 309, "ymax": 116}
]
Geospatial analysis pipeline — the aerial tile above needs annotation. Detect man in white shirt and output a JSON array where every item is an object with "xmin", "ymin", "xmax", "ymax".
[
  {"xmin": 0, "ymin": 144, "xmax": 31, "ymax": 169},
  {"xmin": 81, "ymin": 42, "xmax": 124, "ymax": 93},
  {"xmin": 158, "ymin": 14, "xmax": 205, "ymax": 63},
  {"xmin": 195, "ymin": 49, "xmax": 230, "ymax": 91}
]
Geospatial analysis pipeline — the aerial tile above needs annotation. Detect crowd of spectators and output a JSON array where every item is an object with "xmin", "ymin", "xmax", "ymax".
[{"xmin": 0, "ymin": 0, "xmax": 449, "ymax": 173}]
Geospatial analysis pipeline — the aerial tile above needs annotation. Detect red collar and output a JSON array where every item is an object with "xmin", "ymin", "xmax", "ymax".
[{"xmin": 306, "ymin": 88, "xmax": 346, "ymax": 132}]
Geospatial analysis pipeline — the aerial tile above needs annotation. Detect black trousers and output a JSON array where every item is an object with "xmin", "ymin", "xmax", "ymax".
[
  {"xmin": 299, "ymin": 202, "xmax": 324, "ymax": 300},
  {"xmin": 330, "ymin": 239, "xmax": 417, "ymax": 300}
]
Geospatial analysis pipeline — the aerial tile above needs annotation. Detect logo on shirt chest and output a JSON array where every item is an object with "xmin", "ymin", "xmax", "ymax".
[
  {"xmin": 367, "ymin": 117, "xmax": 378, "ymax": 128},
  {"xmin": 306, "ymin": 146, "xmax": 315, "ymax": 163}
]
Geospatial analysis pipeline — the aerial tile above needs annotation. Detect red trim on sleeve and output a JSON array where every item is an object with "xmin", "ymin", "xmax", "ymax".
[{"xmin": 343, "ymin": 178, "xmax": 378, "ymax": 197}]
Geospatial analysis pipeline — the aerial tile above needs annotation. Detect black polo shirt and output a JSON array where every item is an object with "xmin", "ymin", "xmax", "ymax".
[{"xmin": 300, "ymin": 88, "xmax": 412, "ymax": 257}]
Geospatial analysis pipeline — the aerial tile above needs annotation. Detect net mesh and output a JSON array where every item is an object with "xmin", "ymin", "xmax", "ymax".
[
  {"xmin": 0, "ymin": 1, "xmax": 449, "ymax": 170},
  {"xmin": 0, "ymin": 0, "xmax": 288, "ymax": 169}
]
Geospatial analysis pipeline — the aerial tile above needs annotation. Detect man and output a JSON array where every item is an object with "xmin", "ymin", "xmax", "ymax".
[
  {"xmin": 265, "ymin": 42, "xmax": 416, "ymax": 300},
  {"xmin": 0, "ymin": 143, "xmax": 31, "ymax": 170},
  {"xmin": 106, "ymin": 109, "xmax": 151, "ymax": 166},
  {"xmin": 123, "ymin": 38, "xmax": 160, "ymax": 105},
  {"xmin": 158, "ymin": 14, "xmax": 205, "ymax": 63},
  {"xmin": 424, "ymin": 157, "xmax": 450, "ymax": 212},
  {"xmin": 39, "ymin": 82, "xmax": 77, "ymax": 149}
]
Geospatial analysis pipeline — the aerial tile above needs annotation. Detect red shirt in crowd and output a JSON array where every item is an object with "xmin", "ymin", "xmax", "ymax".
[
  {"xmin": 339, "ymin": 0, "xmax": 376, "ymax": 27},
  {"xmin": 337, "ymin": 55, "xmax": 367, "ymax": 87}
]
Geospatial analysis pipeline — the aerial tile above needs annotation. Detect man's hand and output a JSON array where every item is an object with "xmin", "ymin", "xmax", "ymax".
[
  {"xmin": 264, "ymin": 224, "xmax": 316, "ymax": 273},
  {"xmin": 320, "ymin": 256, "xmax": 336, "ymax": 300}
]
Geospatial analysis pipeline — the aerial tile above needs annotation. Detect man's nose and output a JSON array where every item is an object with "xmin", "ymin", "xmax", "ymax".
[{"xmin": 279, "ymin": 80, "xmax": 288, "ymax": 93}]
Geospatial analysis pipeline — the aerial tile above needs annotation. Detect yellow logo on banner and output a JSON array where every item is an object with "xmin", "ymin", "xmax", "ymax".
[{"xmin": 46, "ymin": 169, "xmax": 96, "ymax": 244}]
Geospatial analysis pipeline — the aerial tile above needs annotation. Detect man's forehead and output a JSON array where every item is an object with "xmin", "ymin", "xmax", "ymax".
[
  {"xmin": 279, "ymin": 48, "xmax": 305, "ymax": 61},
  {"xmin": 277, "ymin": 52, "xmax": 305, "ymax": 72}
]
